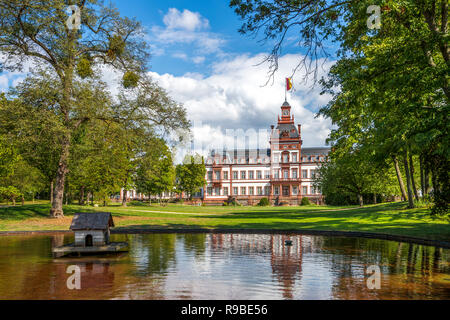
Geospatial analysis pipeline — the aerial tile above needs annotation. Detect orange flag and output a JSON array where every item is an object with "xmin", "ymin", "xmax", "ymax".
[{"xmin": 286, "ymin": 78, "xmax": 293, "ymax": 91}]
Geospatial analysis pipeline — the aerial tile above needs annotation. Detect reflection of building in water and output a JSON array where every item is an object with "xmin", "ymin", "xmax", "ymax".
[
  {"xmin": 270, "ymin": 235, "xmax": 303, "ymax": 299},
  {"xmin": 209, "ymin": 233, "xmax": 305, "ymax": 299}
]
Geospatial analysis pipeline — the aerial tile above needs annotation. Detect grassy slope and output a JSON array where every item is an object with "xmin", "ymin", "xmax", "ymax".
[{"xmin": 0, "ymin": 202, "xmax": 448, "ymax": 241}]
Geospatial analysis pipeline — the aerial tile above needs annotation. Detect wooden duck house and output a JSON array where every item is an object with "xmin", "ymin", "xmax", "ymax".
[
  {"xmin": 71, "ymin": 212, "xmax": 114, "ymax": 247},
  {"xmin": 52, "ymin": 212, "xmax": 128, "ymax": 256}
]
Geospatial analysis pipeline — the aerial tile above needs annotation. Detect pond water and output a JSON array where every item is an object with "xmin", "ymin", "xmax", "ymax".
[{"xmin": 0, "ymin": 233, "xmax": 448, "ymax": 300}]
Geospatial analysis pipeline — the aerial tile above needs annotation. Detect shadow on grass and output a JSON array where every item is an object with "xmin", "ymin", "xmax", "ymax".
[{"xmin": 0, "ymin": 204, "xmax": 97, "ymax": 220}]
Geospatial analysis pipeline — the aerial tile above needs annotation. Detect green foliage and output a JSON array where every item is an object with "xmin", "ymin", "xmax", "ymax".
[
  {"xmin": 107, "ymin": 34, "xmax": 126, "ymax": 61},
  {"xmin": 76, "ymin": 58, "xmax": 93, "ymax": 79},
  {"xmin": 0, "ymin": 134, "xmax": 18, "ymax": 178},
  {"xmin": 175, "ymin": 154, "xmax": 206, "ymax": 200},
  {"xmin": 230, "ymin": 0, "xmax": 449, "ymax": 215},
  {"xmin": 122, "ymin": 71, "xmax": 140, "ymax": 88},
  {"xmin": 135, "ymin": 138, "xmax": 175, "ymax": 200},
  {"xmin": 0, "ymin": 186, "xmax": 22, "ymax": 204},
  {"xmin": 301, "ymin": 197, "xmax": 311, "ymax": 206},
  {"xmin": 258, "ymin": 197, "xmax": 270, "ymax": 206}
]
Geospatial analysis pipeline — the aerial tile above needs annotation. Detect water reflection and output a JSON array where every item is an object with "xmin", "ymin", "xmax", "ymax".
[{"xmin": 0, "ymin": 233, "xmax": 448, "ymax": 300}]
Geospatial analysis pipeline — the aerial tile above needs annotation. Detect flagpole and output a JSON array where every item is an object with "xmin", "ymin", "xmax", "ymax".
[{"xmin": 285, "ymin": 78, "xmax": 287, "ymax": 102}]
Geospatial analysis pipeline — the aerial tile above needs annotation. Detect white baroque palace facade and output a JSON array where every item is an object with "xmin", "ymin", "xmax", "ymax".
[{"xmin": 203, "ymin": 101, "xmax": 330, "ymax": 205}]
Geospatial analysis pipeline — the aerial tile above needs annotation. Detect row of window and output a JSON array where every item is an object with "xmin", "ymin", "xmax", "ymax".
[
  {"xmin": 207, "ymin": 169, "xmax": 316, "ymax": 180},
  {"xmin": 207, "ymin": 155, "xmax": 325, "ymax": 165},
  {"xmin": 206, "ymin": 186, "xmax": 320, "ymax": 196}
]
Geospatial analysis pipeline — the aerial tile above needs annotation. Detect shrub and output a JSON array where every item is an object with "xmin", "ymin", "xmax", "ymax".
[
  {"xmin": 258, "ymin": 197, "xmax": 270, "ymax": 206},
  {"xmin": 301, "ymin": 197, "xmax": 311, "ymax": 206}
]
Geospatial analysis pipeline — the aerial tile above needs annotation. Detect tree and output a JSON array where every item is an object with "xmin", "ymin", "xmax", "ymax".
[
  {"xmin": 3, "ymin": 159, "xmax": 45, "ymax": 204},
  {"xmin": 0, "ymin": 186, "xmax": 22, "ymax": 206},
  {"xmin": 135, "ymin": 139, "xmax": 175, "ymax": 205},
  {"xmin": 231, "ymin": 1, "xmax": 449, "ymax": 214},
  {"xmin": 0, "ymin": 1, "xmax": 189, "ymax": 217},
  {"xmin": 175, "ymin": 154, "xmax": 206, "ymax": 200},
  {"xmin": 315, "ymin": 151, "xmax": 399, "ymax": 207}
]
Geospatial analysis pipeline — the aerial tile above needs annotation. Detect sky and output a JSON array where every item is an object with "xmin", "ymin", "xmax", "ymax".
[{"xmin": 0, "ymin": 1, "xmax": 339, "ymax": 160}]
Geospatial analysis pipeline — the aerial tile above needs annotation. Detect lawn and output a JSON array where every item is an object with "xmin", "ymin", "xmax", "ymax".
[{"xmin": 0, "ymin": 201, "xmax": 449, "ymax": 242}]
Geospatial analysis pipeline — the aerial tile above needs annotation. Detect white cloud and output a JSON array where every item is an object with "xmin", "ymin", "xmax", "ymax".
[
  {"xmin": 172, "ymin": 52, "xmax": 188, "ymax": 60},
  {"xmin": 192, "ymin": 56, "xmax": 205, "ymax": 64},
  {"xmin": 149, "ymin": 53, "xmax": 335, "ymax": 161},
  {"xmin": 163, "ymin": 8, "xmax": 209, "ymax": 31},
  {"xmin": 150, "ymin": 8, "xmax": 226, "ymax": 55},
  {"xmin": 0, "ymin": 75, "xmax": 8, "ymax": 91}
]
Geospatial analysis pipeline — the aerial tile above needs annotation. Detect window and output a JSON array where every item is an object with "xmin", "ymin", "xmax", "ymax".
[
  {"xmin": 215, "ymin": 171, "xmax": 221, "ymax": 180},
  {"xmin": 233, "ymin": 187, "xmax": 238, "ymax": 196},
  {"xmin": 207, "ymin": 187, "xmax": 212, "ymax": 196},
  {"xmin": 249, "ymin": 187, "xmax": 254, "ymax": 195},
  {"xmin": 223, "ymin": 171, "xmax": 228, "ymax": 180},
  {"xmin": 257, "ymin": 171, "xmax": 262, "ymax": 179},
  {"xmin": 265, "ymin": 171, "xmax": 270, "ymax": 179},
  {"xmin": 310, "ymin": 170, "xmax": 316, "ymax": 178},
  {"xmin": 241, "ymin": 171, "xmax": 246, "ymax": 180},
  {"xmin": 292, "ymin": 186, "xmax": 298, "ymax": 195},
  {"xmin": 303, "ymin": 186, "xmax": 308, "ymax": 195},
  {"xmin": 274, "ymin": 170, "xmax": 280, "ymax": 179},
  {"xmin": 311, "ymin": 186, "xmax": 316, "ymax": 194},
  {"xmin": 283, "ymin": 154, "xmax": 289, "ymax": 163},
  {"xmin": 224, "ymin": 187, "xmax": 229, "ymax": 196},
  {"xmin": 208, "ymin": 171, "xmax": 213, "ymax": 181},
  {"xmin": 233, "ymin": 171, "xmax": 238, "ymax": 180},
  {"xmin": 283, "ymin": 170, "xmax": 289, "ymax": 179},
  {"xmin": 274, "ymin": 186, "xmax": 280, "ymax": 195},
  {"xmin": 292, "ymin": 169, "xmax": 298, "ymax": 179},
  {"xmin": 274, "ymin": 155, "xmax": 279, "ymax": 163},
  {"xmin": 264, "ymin": 186, "xmax": 270, "ymax": 195},
  {"xmin": 214, "ymin": 187, "xmax": 220, "ymax": 196},
  {"xmin": 249, "ymin": 171, "xmax": 254, "ymax": 179},
  {"xmin": 282, "ymin": 186, "xmax": 290, "ymax": 196},
  {"xmin": 292, "ymin": 153, "xmax": 298, "ymax": 162},
  {"xmin": 241, "ymin": 187, "xmax": 246, "ymax": 195},
  {"xmin": 257, "ymin": 187, "xmax": 263, "ymax": 195},
  {"xmin": 302, "ymin": 170, "xmax": 308, "ymax": 179}
]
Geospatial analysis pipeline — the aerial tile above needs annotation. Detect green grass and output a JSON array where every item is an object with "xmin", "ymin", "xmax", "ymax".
[{"xmin": 0, "ymin": 201, "xmax": 449, "ymax": 242}]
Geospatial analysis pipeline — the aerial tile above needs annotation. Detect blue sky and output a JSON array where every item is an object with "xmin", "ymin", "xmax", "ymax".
[
  {"xmin": 115, "ymin": 0, "xmax": 339, "ymax": 77},
  {"xmin": 116, "ymin": 0, "xmax": 271, "ymax": 76}
]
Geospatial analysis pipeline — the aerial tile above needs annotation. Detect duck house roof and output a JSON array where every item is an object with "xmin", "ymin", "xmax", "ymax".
[{"xmin": 70, "ymin": 212, "xmax": 115, "ymax": 231}]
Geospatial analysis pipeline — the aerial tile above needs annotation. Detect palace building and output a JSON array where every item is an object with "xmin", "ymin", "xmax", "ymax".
[{"xmin": 203, "ymin": 100, "xmax": 330, "ymax": 205}]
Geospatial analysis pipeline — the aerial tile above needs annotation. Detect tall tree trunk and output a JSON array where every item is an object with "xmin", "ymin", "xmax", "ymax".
[
  {"xmin": 50, "ymin": 138, "xmax": 70, "ymax": 218},
  {"xmin": 420, "ymin": 155, "xmax": 425, "ymax": 198},
  {"xmin": 373, "ymin": 193, "xmax": 377, "ymax": 204},
  {"xmin": 403, "ymin": 151, "xmax": 415, "ymax": 209},
  {"xmin": 79, "ymin": 186, "xmax": 85, "ymax": 205},
  {"xmin": 357, "ymin": 193, "xmax": 364, "ymax": 207},
  {"xmin": 424, "ymin": 164, "xmax": 431, "ymax": 195},
  {"xmin": 122, "ymin": 190, "xmax": 127, "ymax": 207},
  {"xmin": 50, "ymin": 180, "xmax": 54, "ymax": 205},
  {"xmin": 409, "ymin": 153, "xmax": 420, "ymax": 201},
  {"xmin": 431, "ymin": 166, "xmax": 439, "ymax": 195},
  {"xmin": 21, "ymin": 195, "xmax": 24, "ymax": 206},
  {"xmin": 392, "ymin": 155, "xmax": 408, "ymax": 201}
]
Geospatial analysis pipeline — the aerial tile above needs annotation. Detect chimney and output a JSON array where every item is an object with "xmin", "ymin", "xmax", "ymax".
[{"xmin": 298, "ymin": 124, "xmax": 301, "ymax": 136}]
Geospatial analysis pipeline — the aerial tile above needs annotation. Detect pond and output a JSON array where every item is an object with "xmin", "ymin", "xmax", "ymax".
[{"xmin": 0, "ymin": 233, "xmax": 448, "ymax": 300}]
